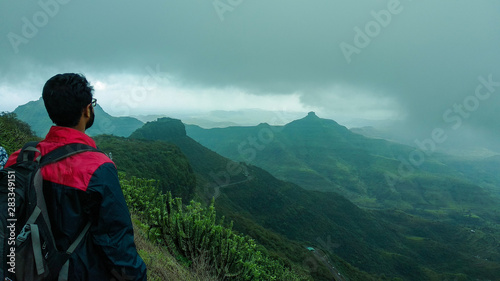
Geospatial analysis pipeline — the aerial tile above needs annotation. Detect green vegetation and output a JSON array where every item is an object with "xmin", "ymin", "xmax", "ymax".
[
  {"xmin": 94, "ymin": 135, "xmax": 197, "ymax": 200},
  {"xmin": 0, "ymin": 112, "xmax": 40, "ymax": 153},
  {"xmin": 121, "ymin": 175, "xmax": 305, "ymax": 280},
  {"xmin": 445, "ymin": 154, "xmax": 500, "ymax": 198},
  {"xmin": 132, "ymin": 215, "xmax": 215, "ymax": 281}
]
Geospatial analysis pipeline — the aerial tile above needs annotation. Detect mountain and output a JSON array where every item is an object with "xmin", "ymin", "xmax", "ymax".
[
  {"xmin": 180, "ymin": 109, "xmax": 308, "ymax": 128},
  {"xmin": 185, "ymin": 112, "xmax": 500, "ymax": 222},
  {"xmin": 185, "ymin": 111, "xmax": 416, "ymax": 201},
  {"xmin": 93, "ymin": 135, "xmax": 196, "ymax": 200},
  {"xmin": 13, "ymin": 98, "xmax": 144, "ymax": 137},
  {"xmin": 129, "ymin": 117, "xmax": 500, "ymax": 280}
]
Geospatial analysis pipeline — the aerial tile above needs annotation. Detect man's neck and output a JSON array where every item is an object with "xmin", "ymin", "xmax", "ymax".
[{"xmin": 71, "ymin": 122, "xmax": 87, "ymax": 134}]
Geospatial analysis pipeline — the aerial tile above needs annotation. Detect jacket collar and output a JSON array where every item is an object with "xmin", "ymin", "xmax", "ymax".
[{"xmin": 44, "ymin": 126, "xmax": 97, "ymax": 148}]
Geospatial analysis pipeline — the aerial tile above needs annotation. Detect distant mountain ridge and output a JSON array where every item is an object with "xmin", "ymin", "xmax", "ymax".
[
  {"xmin": 185, "ymin": 112, "xmax": 500, "ymax": 221},
  {"xmin": 127, "ymin": 116, "xmax": 500, "ymax": 280},
  {"xmin": 13, "ymin": 98, "xmax": 143, "ymax": 137}
]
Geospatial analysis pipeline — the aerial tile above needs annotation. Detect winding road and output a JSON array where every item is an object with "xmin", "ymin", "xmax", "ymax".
[{"xmin": 309, "ymin": 248, "xmax": 347, "ymax": 281}]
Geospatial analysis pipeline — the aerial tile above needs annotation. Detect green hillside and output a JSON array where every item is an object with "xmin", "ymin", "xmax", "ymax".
[
  {"xmin": 13, "ymin": 98, "xmax": 144, "ymax": 137},
  {"xmin": 94, "ymin": 135, "xmax": 196, "ymax": 201},
  {"xmin": 129, "ymin": 117, "xmax": 500, "ymax": 280},
  {"xmin": 185, "ymin": 112, "xmax": 500, "ymax": 222},
  {"xmin": 444, "ymin": 155, "xmax": 500, "ymax": 198}
]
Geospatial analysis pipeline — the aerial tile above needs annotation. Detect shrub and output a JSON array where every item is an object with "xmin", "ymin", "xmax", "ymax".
[{"xmin": 120, "ymin": 175, "xmax": 303, "ymax": 280}]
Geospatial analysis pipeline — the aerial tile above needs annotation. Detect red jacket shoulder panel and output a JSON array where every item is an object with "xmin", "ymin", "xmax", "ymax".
[
  {"xmin": 5, "ymin": 126, "xmax": 114, "ymax": 191},
  {"xmin": 42, "ymin": 152, "xmax": 113, "ymax": 191}
]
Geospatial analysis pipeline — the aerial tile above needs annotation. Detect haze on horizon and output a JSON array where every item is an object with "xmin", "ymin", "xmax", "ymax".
[{"xmin": 1, "ymin": 0, "xmax": 500, "ymax": 152}]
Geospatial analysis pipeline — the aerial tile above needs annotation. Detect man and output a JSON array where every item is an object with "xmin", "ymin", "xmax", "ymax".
[{"xmin": 5, "ymin": 73, "xmax": 147, "ymax": 280}]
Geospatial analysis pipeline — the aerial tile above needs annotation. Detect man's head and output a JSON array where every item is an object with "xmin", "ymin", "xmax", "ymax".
[{"xmin": 42, "ymin": 73, "xmax": 95, "ymax": 130}]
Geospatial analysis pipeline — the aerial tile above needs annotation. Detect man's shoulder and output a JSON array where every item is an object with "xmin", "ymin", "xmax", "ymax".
[
  {"xmin": 42, "ymin": 147, "xmax": 115, "ymax": 191},
  {"xmin": 77, "ymin": 150, "xmax": 114, "ymax": 167},
  {"xmin": 59, "ymin": 149, "xmax": 115, "ymax": 177}
]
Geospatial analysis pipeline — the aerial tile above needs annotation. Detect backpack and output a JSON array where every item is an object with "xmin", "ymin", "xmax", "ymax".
[{"xmin": 0, "ymin": 142, "xmax": 102, "ymax": 281}]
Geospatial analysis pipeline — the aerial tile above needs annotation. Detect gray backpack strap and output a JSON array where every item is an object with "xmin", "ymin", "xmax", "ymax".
[
  {"xmin": 17, "ymin": 141, "xmax": 41, "ymax": 163},
  {"xmin": 58, "ymin": 260, "xmax": 70, "ymax": 281},
  {"xmin": 66, "ymin": 222, "xmax": 91, "ymax": 255},
  {"xmin": 16, "ymin": 207, "xmax": 42, "ymax": 246},
  {"xmin": 40, "ymin": 143, "xmax": 103, "ymax": 167},
  {"xmin": 24, "ymin": 206, "xmax": 41, "ymax": 225},
  {"xmin": 30, "ymin": 224, "xmax": 46, "ymax": 275},
  {"xmin": 33, "ymin": 169, "xmax": 58, "ymax": 250},
  {"xmin": 57, "ymin": 222, "xmax": 91, "ymax": 281}
]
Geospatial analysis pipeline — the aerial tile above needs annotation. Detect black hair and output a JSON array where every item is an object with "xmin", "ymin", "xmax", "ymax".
[{"xmin": 42, "ymin": 73, "xmax": 94, "ymax": 127}]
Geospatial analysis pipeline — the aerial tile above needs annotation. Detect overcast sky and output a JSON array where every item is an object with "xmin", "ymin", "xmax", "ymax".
[{"xmin": 1, "ymin": 0, "xmax": 500, "ymax": 149}]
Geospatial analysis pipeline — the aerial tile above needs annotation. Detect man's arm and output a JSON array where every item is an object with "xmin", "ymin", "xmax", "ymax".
[{"xmin": 88, "ymin": 163, "xmax": 147, "ymax": 281}]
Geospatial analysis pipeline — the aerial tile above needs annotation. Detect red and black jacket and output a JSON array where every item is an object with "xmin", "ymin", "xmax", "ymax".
[{"xmin": 6, "ymin": 126, "xmax": 147, "ymax": 281}]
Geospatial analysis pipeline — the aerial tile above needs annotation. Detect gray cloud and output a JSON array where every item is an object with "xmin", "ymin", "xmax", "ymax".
[{"xmin": 1, "ymin": 0, "xmax": 500, "ymax": 150}]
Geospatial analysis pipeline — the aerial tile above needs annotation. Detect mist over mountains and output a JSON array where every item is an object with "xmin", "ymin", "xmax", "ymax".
[{"xmin": 11, "ymin": 98, "xmax": 500, "ymax": 157}]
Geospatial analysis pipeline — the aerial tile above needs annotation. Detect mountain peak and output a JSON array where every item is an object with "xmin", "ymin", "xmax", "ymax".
[
  {"xmin": 283, "ymin": 111, "xmax": 352, "ymax": 138},
  {"xmin": 306, "ymin": 111, "xmax": 318, "ymax": 118},
  {"xmin": 131, "ymin": 117, "xmax": 187, "ymax": 141}
]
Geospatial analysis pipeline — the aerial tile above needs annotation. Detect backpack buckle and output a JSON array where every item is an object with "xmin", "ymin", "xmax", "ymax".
[{"xmin": 17, "ymin": 224, "xmax": 31, "ymax": 244}]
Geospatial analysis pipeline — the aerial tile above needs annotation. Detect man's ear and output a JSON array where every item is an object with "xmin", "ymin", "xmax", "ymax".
[{"xmin": 83, "ymin": 104, "xmax": 92, "ymax": 118}]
